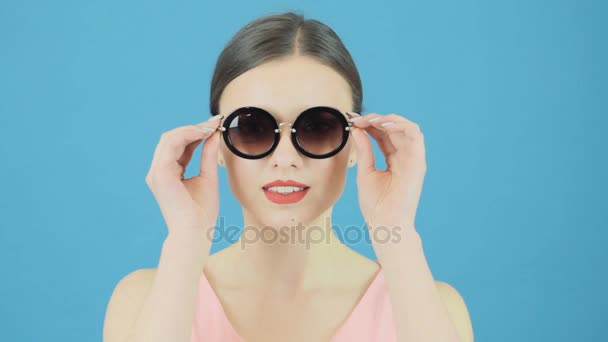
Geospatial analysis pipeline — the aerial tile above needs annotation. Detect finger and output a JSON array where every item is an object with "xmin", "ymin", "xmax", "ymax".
[
  {"xmin": 350, "ymin": 127, "xmax": 376, "ymax": 175},
  {"xmin": 177, "ymin": 135, "xmax": 204, "ymax": 179},
  {"xmin": 367, "ymin": 120, "xmax": 426, "ymax": 174},
  {"xmin": 351, "ymin": 113, "xmax": 422, "ymax": 157},
  {"xmin": 372, "ymin": 121, "xmax": 423, "ymax": 142},
  {"xmin": 371, "ymin": 114, "xmax": 422, "ymax": 137},
  {"xmin": 372, "ymin": 122, "xmax": 425, "ymax": 166},
  {"xmin": 368, "ymin": 116, "xmax": 425, "ymax": 152},
  {"xmin": 194, "ymin": 114, "xmax": 224, "ymax": 130},
  {"xmin": 199, "ymin": 130, "xmax": 221, "ymax": 179},
  {"xmin": 349, "ymin": 113, "xmax": 389, "ymax": 140},
  {"xmin": 178, "ymin": 138, "xmax": 203, "ymax": 167},
  {"xmin": 350, "ymin": 114, "xmax": 398, "ymax": 157},
  {"xmin": 181, "ymin": 116, "xmax": 224, "ymax": 170},
  {"xmin": 368, "ymin": 121, "xmax": 410, "ymax": 151},
  {"xmin": 151, "ymin": 126, "xmax": 214, "ymax": 177},
  {"xmin": 348, "ymin": 113, "xmax": 426, "ymax": 179},
  {"xmin": 350, "ymin": 113, "xmax": 418, "ymax": 132}
]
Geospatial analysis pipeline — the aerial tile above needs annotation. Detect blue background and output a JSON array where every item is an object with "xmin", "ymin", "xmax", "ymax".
[{"xmin": 1, "ymin": 0, "xmax": 605, "ymax": 341}]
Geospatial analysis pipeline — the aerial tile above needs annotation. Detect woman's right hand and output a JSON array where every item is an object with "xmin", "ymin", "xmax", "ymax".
[{"xmin": 145, "ymin": 115, "xmax": 224, "ymax": 237}]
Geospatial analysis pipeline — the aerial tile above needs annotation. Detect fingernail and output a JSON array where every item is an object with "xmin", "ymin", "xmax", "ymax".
[
  {"xmin": 207, "ymin": 114, "xmax": 223, "ymax": 122},
  {"xmin": 348, "ymin": 116, "xmax": 363, "ymax": 122},
  {"xmin": 346, "ymin": 111, "xmax": 360, "ymax": 117},
  {"xmin": 368, "ymin": 117, "xmax": 381, "ymax": 123},
  {"xmin": 380, "ymin": 121, "xmax": 395, "ymax": 127},
  {"xmin": 199, "ymin": 127, "xmax": 216, "ymax": 133}
]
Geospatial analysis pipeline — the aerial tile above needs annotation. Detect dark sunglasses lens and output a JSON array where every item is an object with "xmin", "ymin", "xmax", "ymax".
[
  {"xmin": 295, "ymin": 109, "xmax": 344, "ymax": 155},
  {"xmin": 226, "ymin": 110, "xmax": 275, "ymax": 156}
]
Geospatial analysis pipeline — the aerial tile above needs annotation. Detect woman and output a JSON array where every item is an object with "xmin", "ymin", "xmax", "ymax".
[{"xmin": 103, "ymin": 11, "xmax": 474, "ymax": 342}]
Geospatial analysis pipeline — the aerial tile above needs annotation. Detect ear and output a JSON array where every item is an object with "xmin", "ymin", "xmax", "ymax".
[
  {"xmin": 217, "ymin": 140, "xmax": 226, "ymax": 168},
  {"xmin": 347, "ymin": 142, "xmax": 357, "ymax": 168},
  {"xmin": 217, "ymin": 153, "xmax": 226, "ymax": 168}
]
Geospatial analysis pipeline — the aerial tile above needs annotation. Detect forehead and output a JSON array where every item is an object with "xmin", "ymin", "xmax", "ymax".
[{"xmin": 219, "ymin": 55, "xmax": 352, "ymax": 121}]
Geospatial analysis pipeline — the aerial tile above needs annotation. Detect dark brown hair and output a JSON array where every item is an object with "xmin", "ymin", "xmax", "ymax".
[{"xmin": 209, "ymin": 10, "xmax": 364, "ymax": 116}]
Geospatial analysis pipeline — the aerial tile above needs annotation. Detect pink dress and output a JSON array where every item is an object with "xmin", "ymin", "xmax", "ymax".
[{"xmin": 190, "ymin": 262, "xmax": 397, "ymax": 341}]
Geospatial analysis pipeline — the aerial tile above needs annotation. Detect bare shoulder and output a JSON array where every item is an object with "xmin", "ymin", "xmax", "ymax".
[
  {"xmin": 103, "ymin": 268, "xmax": 157, "ymax": 342},
  {"xmin": 435, "ymin": 280, "xmax": 475, "ymax": 342}
]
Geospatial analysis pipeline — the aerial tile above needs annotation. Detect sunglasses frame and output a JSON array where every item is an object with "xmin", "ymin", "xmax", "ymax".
[{"xmin": 218, "ymin": 106, "xmax": 354, "ymax": 160}]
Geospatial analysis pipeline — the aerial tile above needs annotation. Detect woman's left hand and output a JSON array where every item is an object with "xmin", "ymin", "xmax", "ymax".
[{"xmin": 348, "ymin": 112, "xmax": 427, "ymax": 240}]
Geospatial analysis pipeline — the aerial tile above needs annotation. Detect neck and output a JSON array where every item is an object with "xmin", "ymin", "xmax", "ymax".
[{"xmin": 234, "ymin": 207, "xmax": 348, "ymax": 294}]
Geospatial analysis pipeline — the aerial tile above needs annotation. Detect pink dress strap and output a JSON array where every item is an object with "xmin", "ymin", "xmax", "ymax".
[
  {"xmin": 329, "ymin": 268, "xmax": 397, "ymax": 341},
  {"xmin": 190, "ymin": 265, "xmax": 397, "ymax": 341},
  {"xmin": 190, "ymin": 270, "xmax": 245, "ymax": 342}
]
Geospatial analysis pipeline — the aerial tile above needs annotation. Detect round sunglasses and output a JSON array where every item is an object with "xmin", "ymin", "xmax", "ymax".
[{"xmin": 216, "ymin": 106, "xmax": 355, "ymax": 159}]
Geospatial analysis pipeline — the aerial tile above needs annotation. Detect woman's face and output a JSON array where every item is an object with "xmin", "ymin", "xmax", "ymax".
[{"xmin": 217, "ymin": 55, "xmax": 357, "ymax": 228}]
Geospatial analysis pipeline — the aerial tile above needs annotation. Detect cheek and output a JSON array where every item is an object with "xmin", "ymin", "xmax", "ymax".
[
  {"xmin": 315, "ymin": 158, "xmax": 349, "ymax": 190},
  {"xmin": 224, "ymin": 156, "xmax": 261, "ymax": 201}
]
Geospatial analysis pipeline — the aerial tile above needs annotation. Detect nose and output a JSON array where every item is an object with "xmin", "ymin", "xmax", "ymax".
[{"xmin": 270, "ymin": 123, "xmax": 303, "ymax": 168}]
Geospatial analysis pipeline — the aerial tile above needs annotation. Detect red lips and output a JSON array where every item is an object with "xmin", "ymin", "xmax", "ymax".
[{"xmin": 262, "ymin": 179, "xmax": 310, "ymax": 189}]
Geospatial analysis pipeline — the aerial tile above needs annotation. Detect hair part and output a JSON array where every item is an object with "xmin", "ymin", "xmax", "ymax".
[{"xmin": 209, "ymin": 11, "xmax": 364, "ymax": 116}]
